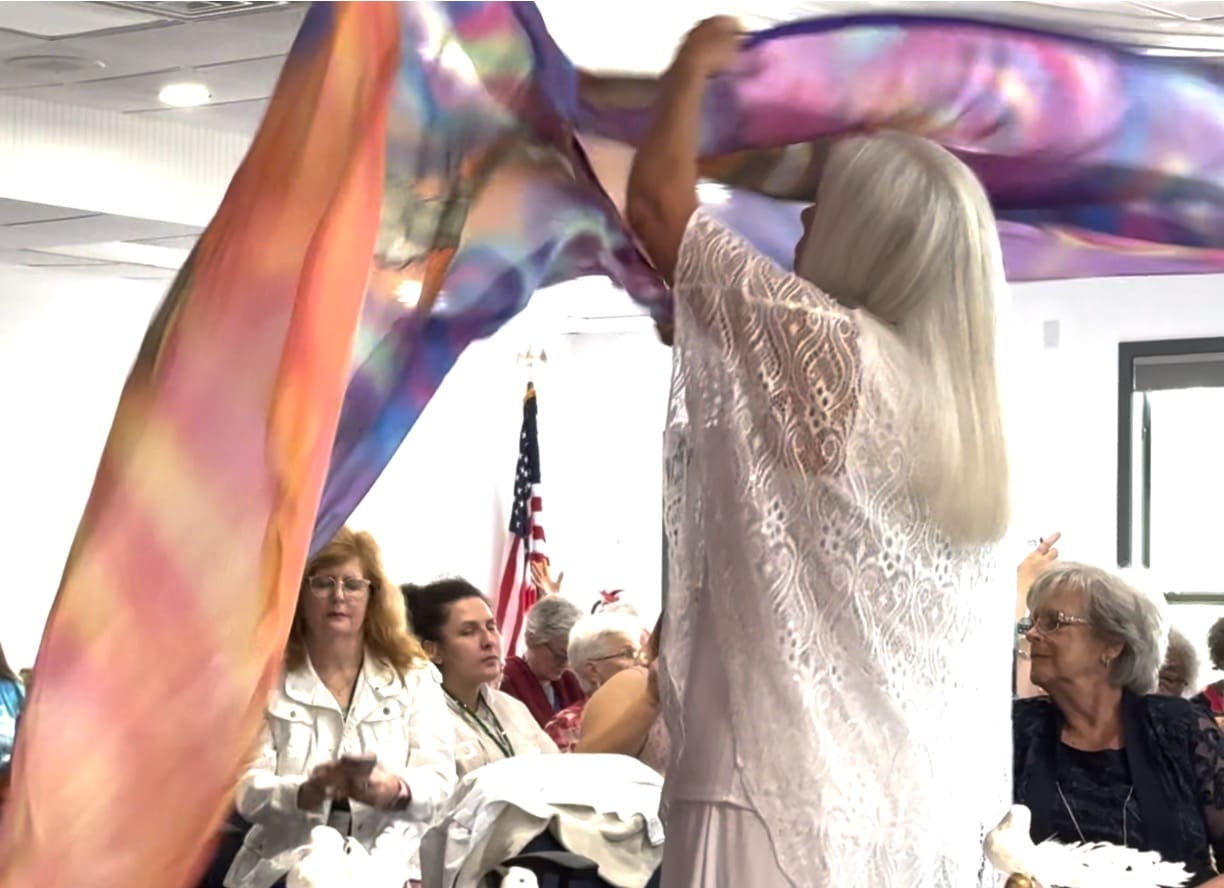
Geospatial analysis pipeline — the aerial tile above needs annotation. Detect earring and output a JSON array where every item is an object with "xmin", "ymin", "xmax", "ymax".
[{"xmin": 1100, "ymin": 655, "xmax": 1112, "ymax": 667}]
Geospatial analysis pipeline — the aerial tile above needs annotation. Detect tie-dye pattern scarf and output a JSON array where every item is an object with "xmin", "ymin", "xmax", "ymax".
[
  {"xmin": 313, "ymin": 2, "xmax": 1224, "ymax": 550},
  {"xmin": 0, "ymin": 5, "xmax": 397, "ymax": 886}
]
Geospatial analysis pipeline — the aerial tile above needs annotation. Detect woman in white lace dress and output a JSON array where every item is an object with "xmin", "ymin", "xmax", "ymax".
[{"xmin": 625, "ymin": 18, "xmax": 1014, "ymax": 888}]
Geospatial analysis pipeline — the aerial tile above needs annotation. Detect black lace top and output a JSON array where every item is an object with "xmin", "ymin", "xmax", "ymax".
[
  {"xmin": 1049, "ymin": 744, "xmax": 1146, "ymax": 848},
  {"xmin": 1014, "ymin": 693, "xmax": 1224, "ymax": 886}
]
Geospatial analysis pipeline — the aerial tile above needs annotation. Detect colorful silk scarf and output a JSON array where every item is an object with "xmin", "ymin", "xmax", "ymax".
[
  {"xmin": 0, "ymin": 5, "xmax": 397, "ymax": 887},
  {"xmin": 313, "ymin": 1, "xmax": 1224, "ymax": 551}
]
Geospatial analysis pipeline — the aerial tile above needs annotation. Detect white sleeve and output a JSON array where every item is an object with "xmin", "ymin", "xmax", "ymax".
[
  {"xmin": 232, "ymin": 718, "xmax": 322, "ymax": 825},
  {"xmin": 391, "ymin": 667, "xmax": 457, "ymax": 823}
]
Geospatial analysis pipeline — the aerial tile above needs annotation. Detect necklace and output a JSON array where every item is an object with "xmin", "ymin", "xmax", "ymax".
[
  {"xmin": 1056, "ymin": 781, "xmax": 1134, "ymax": 847},
  {"xmin": 446, "ymin": 689, "xmax": 515, "ymax": 760}
]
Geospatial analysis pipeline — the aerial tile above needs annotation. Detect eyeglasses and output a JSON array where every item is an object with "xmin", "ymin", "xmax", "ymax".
[
  {"xmin": 307, "ymin": 575, "xmax": 372, "ymax": 598},
  {"xmin": 590, "ymin": 647, "xmax": 639, "ymax": 663},
  {"xmin": 1017, "ymin": 610, "xmax": 1091, "ymax": 635},
  {"xmin": 546, "ymin": 643, "xmax": 569, "ymax": 664}
]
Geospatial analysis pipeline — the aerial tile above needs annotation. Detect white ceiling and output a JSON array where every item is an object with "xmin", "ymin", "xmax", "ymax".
[
  {"xmin": 0, "ymin": 2, "xmax": 306, "ymax": 132},
  {"xmin": 0, "ymin": 0, "xmax": 1221, "ymax": 280},
  {"xmin": 0, "ymin": 197, "xmax": 198, "ymax": 280}
]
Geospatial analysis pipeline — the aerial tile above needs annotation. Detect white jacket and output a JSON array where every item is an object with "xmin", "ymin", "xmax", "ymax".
[
  {"xmin": 450, "ymin": 687, "xmax": 558, "ymax": 779},
  {"xmin": 225, "ymin": 654, "xmax": 456, "ymax": 888}
]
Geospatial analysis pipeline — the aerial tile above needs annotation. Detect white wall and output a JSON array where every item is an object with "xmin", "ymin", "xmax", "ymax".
[
  {"xmin": 4, "ymin": 264, "xmax": 1224, "ymax": 672},
  {"xmin": 0, "ymin": 266, "xmax": 164, "ymax": 668},
  {"xmin": 1005, "ymin": 274, "xmax": 1224, "ymax": 568}
]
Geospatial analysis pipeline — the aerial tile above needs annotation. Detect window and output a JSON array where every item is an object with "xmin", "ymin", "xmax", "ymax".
[{"xmin": 1118, "ymin": 338, "xmax": 1224, "ymax": 688}]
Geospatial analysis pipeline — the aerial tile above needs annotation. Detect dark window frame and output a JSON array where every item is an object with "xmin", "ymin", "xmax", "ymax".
[{"xmin": 1117, "ymin": 337, "xmax": 1224, "ymax": 592}]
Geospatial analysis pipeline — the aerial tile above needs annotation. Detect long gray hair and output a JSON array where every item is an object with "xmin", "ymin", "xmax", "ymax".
[{"xmin": 796, "ymin": 132, "xmax": 1010, "ymax": 546}]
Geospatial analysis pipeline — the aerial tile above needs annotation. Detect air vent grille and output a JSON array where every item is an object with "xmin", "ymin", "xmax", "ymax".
[{"xmin": 101, "ymin": 1, "xmax": 281, "ymax": 21}]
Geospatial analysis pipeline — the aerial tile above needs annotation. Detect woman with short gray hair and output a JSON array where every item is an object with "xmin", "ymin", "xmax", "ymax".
[
  {"xmin": 1014, "ymin": 562, "xmax": 1224, "ymax": 885},
  {"xmin": 499, "ymin": 594, "xmax": 586, "ymax": 728},
  {"xmin": 567, "ymin": 613, "xmax": 644, "ymax": 696}
]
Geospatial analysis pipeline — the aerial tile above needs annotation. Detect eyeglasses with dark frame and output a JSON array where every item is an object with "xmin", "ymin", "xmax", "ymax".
[
  {"xmin": 1016, "ymin": 610, "xmax": 1091, "ymax": 636},
  {"xmin": 589, "ymin": 647, "xmax": 640, "ymax": 664},
  {"xmin": 307, "ymin": 575, "xmax": 373, "ymax": 598}
]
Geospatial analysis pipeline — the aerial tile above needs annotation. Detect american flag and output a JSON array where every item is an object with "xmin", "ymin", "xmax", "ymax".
[{"xmin": 496, "ymin": 382, "xmax": 548, "ymax": 654}]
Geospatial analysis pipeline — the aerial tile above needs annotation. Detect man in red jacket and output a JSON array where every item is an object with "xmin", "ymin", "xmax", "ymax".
[{"xmin": 500, "ymin": 594, "xmax": 586, "ymax": 727}]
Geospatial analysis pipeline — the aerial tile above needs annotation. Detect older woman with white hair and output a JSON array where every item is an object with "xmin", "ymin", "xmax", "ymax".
[
  {"xmin": 1015, "ymin": 563, "xmax": 1224, "ymax": 886},
  {"xmin": 499, "ymin": 595, "xmax": 586, "ymax": 728},
  {"xmin": 627, "ymin": 17, "xmax": 1013, "ymax": 887},
  {"xmin": 544, "ymin": 612, "xmax": 643, "ymax": 752}
]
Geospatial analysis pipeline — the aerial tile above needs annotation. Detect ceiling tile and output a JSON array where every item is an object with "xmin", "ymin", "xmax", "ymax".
[
  {"xmin": 0, "ymin": 248, "xmax": 112, "ymax": 267},
  {"xmin": 0, "ymin": 28, "xmax": 45, "ymax": 55},
  {"xmin": 49, "ymin": 240, "xmax": 189, "ymax": 269},
  {"xmin": 127, "ymin": 233, "xmax": 200, "ymax": 250},
  {"xmin": 0, "ymin": 198, "xmax": 98, "ymax": 226},
  {"xmin": 10, "ymin": 54, "xmax": 284, "ymax": 112},
  {"xmin": 0, "ymin": 214, "xmax": 201, "ymax": 250},
  {"xmin": 0, "ymin": 4, "xmax": 301, "ymax": 91},
  {"xmin": 53, "ymin": 6, "xmax": 302, "ymax": 71},
  {"xmin": 0, "ymin": 2, "xmax": 163, "ymax": 38}
]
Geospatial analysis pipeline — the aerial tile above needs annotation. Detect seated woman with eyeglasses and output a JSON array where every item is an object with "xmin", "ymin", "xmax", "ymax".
[
  {"xmin": 402, "ymin": 579, "xmax": 557, "ymax": 778},
  {"xmin": 575, "ymin": 616, "xmax": 669, "ymax": 776},
  {"xmin": 545, "ymin": 612, "xmax": 645, "ymax": 752},
  {"xmin": 499, "ymin": 586, "xmax": 586, "ymax": 728},
  {"xmin": 224, "ymin": 528, "xmax": 455, "ymax": 888},
  {"xmin": 1014, "ymin": 563, "xmax": 1224, "ymax": 887}
]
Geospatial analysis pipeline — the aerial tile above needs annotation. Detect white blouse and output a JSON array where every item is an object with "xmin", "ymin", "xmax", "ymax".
[
  {"xmin": 447, "ymin": 686, "xmax": 558, "ymax": 779},
  {"xmin": 225, "ymin": 654, "xmax": 456, "ymax": 888},
  {"xmin": 661, "ymin": 209, "xmax": 1012, "ymax": 886}
]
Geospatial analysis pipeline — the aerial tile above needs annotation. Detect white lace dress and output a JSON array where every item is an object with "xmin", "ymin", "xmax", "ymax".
[{"xmin": 659, "ymin": 209, "xmax": 1012, "ymax": 887}]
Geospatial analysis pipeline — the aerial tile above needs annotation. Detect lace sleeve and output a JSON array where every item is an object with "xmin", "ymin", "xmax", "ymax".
[
  {"xmin": 673, "ymin": 208, "xmax": 861, "ymax": 476},
  {"xmin": 1192, "ymin": 708, "xmax": 1224, "ymax": 860}
]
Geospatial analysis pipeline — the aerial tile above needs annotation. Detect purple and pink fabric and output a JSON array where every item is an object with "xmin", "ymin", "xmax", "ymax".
[{"xmin": 315, "ymin": 2, "xmax": 1224, "ymax": 550}]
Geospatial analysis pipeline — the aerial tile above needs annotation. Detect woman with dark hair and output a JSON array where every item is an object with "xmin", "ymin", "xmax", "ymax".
[
  {"xmin": 402, "ymin": 579, "xmax": 556, "ymax": 778},
  {"xmin": 0, "ymin": 641, "xmax": 24, "ymax": 766},
  {"xmin": 1192, "ymin": 617, "xmax": 1224, "ymax": 724},
  {"xmin": 225, "ymin": 528, "xmax": 455, "ymax": 888}
]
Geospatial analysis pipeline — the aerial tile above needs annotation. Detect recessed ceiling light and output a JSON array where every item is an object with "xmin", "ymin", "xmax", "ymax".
[{"xmin": 158, "ymin": 82, "xmax": 212, "ymax": 108}]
